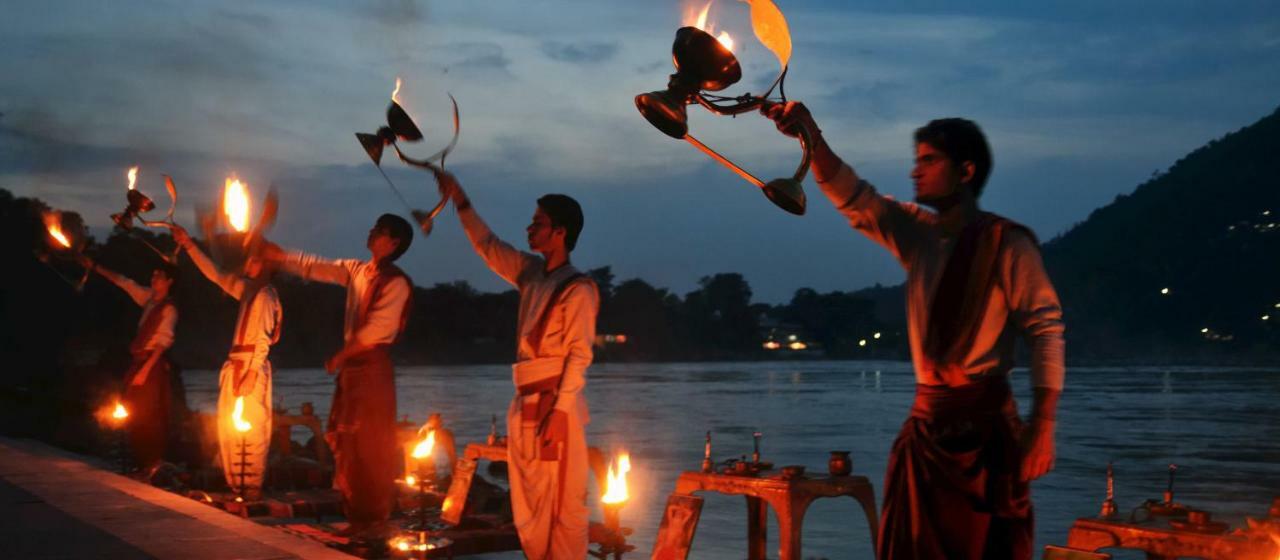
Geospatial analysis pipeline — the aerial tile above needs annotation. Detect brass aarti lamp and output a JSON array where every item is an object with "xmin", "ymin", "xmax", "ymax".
[
  {"xmin": 635, "ymin": 0, "xmax": 810, "ymax": 215},
  {"xmin": 355, "ymin": 78, "xmax": 460, "ymax": 237}
]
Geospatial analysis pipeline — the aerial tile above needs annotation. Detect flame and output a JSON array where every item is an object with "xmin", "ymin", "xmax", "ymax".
[
  {"xmin": 43, "ymin": 212, "xmax": 72, "ymax": 249},
  {"xmin": 744, "ymin": 0, "xmax": 792, "ymax": 69},
  {"xmin": 112, "ymin": 402, "xmax": 129, "ymax": 420},
  {"xmin": 686, "ymin": 1, "xmax": 734, "ymax": 52},
  {"xmin": 223, "ymin": 178, "xmax": 251, "ymax": 233},
  {"xmin": 232, "ymin": 396, "xmax": 252, "ymax": 432},
  {"xmin": 126, "ymin": 166, "xmax": 139, "ymax": 190},
  {"xmin": 411, "ymin": 428, "xmax": 435, "ymax": 459},
  {"xmin": 391, "ymin": 77, "xmax": 403, "ymax": 104},
  {"xmin": 405, "ymin": 474, "xmax": 417, "ymax": 487},
  {"xmin": 602, "ymin": 452, "xmax": 631, "ymax": 504}
]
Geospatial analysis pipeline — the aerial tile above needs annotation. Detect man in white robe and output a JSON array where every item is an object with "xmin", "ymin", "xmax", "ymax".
[
  {"xmin": 435, "ymin": 172, "xmax": 598, "ymax": 560},
  {"xmin": 174, "ymin": 226, "xmax": 280, "ymax": 499}
]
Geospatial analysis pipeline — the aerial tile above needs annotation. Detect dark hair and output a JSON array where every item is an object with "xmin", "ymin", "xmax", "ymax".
[
  {"xmin": 536, "ymin": 194, "xmax": 584, "ymax": 251},
  {"xmin": 914, "ymin": 118, "xmax": 993, "ymax": 197},
  {"xmin": 376, "ymin": 213, "xmax": 414, "ymax": 261},
  {"xmin": 156, "ymin": 261, "xmax": 179, "ymax": 282}
]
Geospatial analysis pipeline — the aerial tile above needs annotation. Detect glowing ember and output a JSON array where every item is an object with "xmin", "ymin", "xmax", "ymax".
[
  {"xmin": 231, "ymin": 396, "xmax": 252, "ymax": 432},
  {"xmin": 687, "ymin": 1, "xmax": 734, "ymax": 51},
  {"xmin": 411, "ymin": 429, "xmax": 435, "ymax": 459},
  {"xmin": 405, "ymin": 474, "xmax": 417, "ymax": 487},
  {"xmin": 43, "ymin": 212, "xmax": 72, "ymax": 249},
  {"xmin": 391, "ymin": 77, "xmax": 403, "ymax": 104},
  {"xmin": 112, "ymin": 402, "xmax": 129, "ymax": 420},
  {"xmin": 126, "ymin": 166, "xmax": 139, "ymax": 190},
  {"xmin": 223, "ymin": 178, "xmax": 251, "ymax": 233},
  {"xmin": 602, "ymin": 453, "xmax": 631, "ymax": 504}
]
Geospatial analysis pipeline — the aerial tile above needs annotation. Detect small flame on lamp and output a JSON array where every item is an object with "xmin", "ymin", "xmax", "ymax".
[
  {"xmin": 391, "ymin": 77, "xmax": 403, "ymax": 104},
  {"xmin": 43, "ymin": 212, "xmax": 72, "ymax": 249},
  {"xmin": 411, "ymin": 429, "xmax": 435, "ymax": 459},
  {"xmin": 602, "ymin": 452, "xmax": 631, "ymax": 504},
  {"xmin": 232, "ymin": 396, "xmax": 252, "ymax": 432},
  {"xmin": 223, "ymin": 178, "xmax": 251, "ymax": 233},
  {"xmin": 126, "ymin": 166, "xmax": 139, "ymax": 191},
  {"xmin": 112, "ymin": 402, "xmax": 129, "ymax": 420},
  {"xmin": 687, "ymin": 1, "xmax": 734, "ymax": 51},
  {"xmin": 404, "ymin": 474, "xmax": 417, "ymax": 487}
]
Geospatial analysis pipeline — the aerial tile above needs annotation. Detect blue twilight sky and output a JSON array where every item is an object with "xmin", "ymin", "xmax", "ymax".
[{"xmin": 3, "ymin": 0, "xmax": 1278, "ymax": 302}]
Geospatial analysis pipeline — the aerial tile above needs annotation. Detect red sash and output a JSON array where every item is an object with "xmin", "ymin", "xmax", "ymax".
[{"xmin": 924, "ymin": 213, "xmax": 1036, "ymax": 386}]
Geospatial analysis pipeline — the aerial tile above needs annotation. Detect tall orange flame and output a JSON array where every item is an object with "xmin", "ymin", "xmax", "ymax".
[
  {"xmin": 391, "ymin": 77, "xmax": 403, "ymax": 104},
  {"xmin": 411, "ymin": 428, "xmax": 435, "ymax": 459},
  {"xmin": 43, "ymin": 212, "xmax": 72, "ymax": 249},
  {"xmin": 223, "ymin": 178, "xmax": 251, "ymax": 233},
  {"xmin": 232, "ymin": 396, "xmax": 252, "ymax": 432},
  {"xmin": 126, "ymin": 166, "xmax": 139, "ymax": 191},
  {"xmin": 602, "ymin": 452, "xmax": 631, "ymax": 504},
  {"xmin": 686, "ymin": 1, "xmax": 734, "ymax": 51}
]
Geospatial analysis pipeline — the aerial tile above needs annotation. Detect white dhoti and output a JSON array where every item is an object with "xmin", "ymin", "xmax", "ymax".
[
  {"xmin": 508, "ymin": 357, "xmax": 590, "ymax": 560},
  {"xmin": 217, "ymin": 352, "xmax": 272, "ymax": 492}
]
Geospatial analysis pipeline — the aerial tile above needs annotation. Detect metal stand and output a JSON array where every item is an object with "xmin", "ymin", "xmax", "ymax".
[{"xmin": 235, "ymin": 435, "xmax": 250, "ymax": 500}]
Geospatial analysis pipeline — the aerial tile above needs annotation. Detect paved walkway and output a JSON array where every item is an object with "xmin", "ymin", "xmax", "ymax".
[{"xmin": 0, "ymin": 437, "xmax": 355, "ymax": 560}]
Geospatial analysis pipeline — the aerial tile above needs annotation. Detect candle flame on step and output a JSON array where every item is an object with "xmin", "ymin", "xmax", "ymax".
[
  {"xmin": 232, "ymin": 396, "xmax": 252, "ymax": 432},
  {"xmin": 112, "ymin": 402, "xmax": 129, "ymax": 420},
  {"xmin": 602, "ymin": 452, "xmax": 631, "ymax": 504},
  {"xmin": 411, "ymin": 428, "xmax": 435, "ymax": 459}
]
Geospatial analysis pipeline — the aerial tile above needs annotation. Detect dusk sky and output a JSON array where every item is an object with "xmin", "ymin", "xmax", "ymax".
[{"xmin": 4, "ymin": 0, "xmax": 1278, "ymax": 302}]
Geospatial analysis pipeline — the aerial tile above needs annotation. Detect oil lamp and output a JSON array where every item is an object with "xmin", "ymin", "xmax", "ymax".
[
  {"xmin": 595, "ymin": 452, "xmax": 635, "ymax": 559},
  {"xmin": 110, "ymin": 166, "xmax": 155, "ymax": 229},
  {"xmin": 110, "ymin": 401, "xmax": 130, "ymax": 474},
  {"xmin": 39, "ymin": 210, "xmax": 93, "ymax": 292},
  {"xmin": 635, "ymin": 0, "xmax": 811, "ymax": 215},
  {"xmin": 355, "ymin": 78, "xmax": 460, "ymax": 237},
  {"xmin": 231, "ymin": 396, "xmax": 253, "ymax": 501}
]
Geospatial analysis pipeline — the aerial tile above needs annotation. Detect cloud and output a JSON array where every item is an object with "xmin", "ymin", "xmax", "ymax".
[{"xmin": 541, "ymin": 41, "xmax": 621, "ymax": 64}]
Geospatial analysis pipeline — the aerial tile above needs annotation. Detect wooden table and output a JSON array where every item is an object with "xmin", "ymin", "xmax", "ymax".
[
  {"xmin": 1066, "ymin": 517, "xmax": 1280, "ymax": 560},
  {"xmin": 663, "ymin": 469, "xmax": 878, "ymax": 560}
]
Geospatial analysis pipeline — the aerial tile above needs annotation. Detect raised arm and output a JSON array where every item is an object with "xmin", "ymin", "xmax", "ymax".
[
  {"xmin": 436, "ymin": 171, "xmax": 536, "ymax": 287},
  {"xmin": 266, "ymin": 245, "xmax": 354, "ymax": 287},
  {"xmin": 79, "ymin": 256, "xmax": 150, "ymax": 306},
  {"xmin": 763, "ymin": 102, "xmax": 931, "ymax": 265},
  {"xmin": 1001, "ymin": 229, "xmax": 1065, "ymax": 481},
  {"xmin": 174, "ymin": 226, "xmax": 244, "ymax": 299}
]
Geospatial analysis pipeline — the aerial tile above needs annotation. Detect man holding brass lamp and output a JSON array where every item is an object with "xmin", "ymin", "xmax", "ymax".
[
  {"xmin": 430, "ymin": 170, "xmax": 598, "ymax": 560},
  {"xmin": 763, "ymin": 103, "xmax": 1065, "ymax": 560}
]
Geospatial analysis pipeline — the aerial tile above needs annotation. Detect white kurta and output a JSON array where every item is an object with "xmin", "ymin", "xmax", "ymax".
[
  {"xmin": 281, "ymin": 253, "xmax": 411, "ymax": 346},
  {"xmin": 186, "ymin": 245, "xmax": 281, "ymax": 491},
  {"xmin": 458, "ymin": 205, "xmax": 598, "ymax": 560},
  {"xmin": 818, "ymin": 163, "xmax": 1065, "ymax": 389}
]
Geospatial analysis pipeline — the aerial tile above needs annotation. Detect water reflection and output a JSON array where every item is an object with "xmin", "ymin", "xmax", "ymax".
[{"xmin": 182, "ymin": 362, "xmax": 1280, "ymax": 559}]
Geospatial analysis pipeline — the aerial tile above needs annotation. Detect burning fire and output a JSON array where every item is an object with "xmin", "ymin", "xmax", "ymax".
[
  {"xmin": 411, "ymin": 429, "xmax": 435, "ymax": 459},
  {"xmin": 231, "ymin": 396, "xmax": 252, "ymax": 432},
  {"xmin": 404, "ymin": 474, "xmax": 417, "ymax": 487},
  {"xmin": 687, "ymin": 1, "xmax": 734, "ymax": 51},
  {"xmin": 223, "ymin": 178, "xmax": 251, "ymax": 233},
  {"xmin": 43, "ymin": 212, "xmax": 72, "ymax": 249},
  {"xmin": 391, "ymin": 77, "xmax": 403, "ymax": 104},
  {"xmin": 602, "ymin": 452, "xmax": 632, "ymax": 504},
  {"xmin": 112, "ymin": 402, "xmax": 129, "ymax": 421},
  {"xmin": 126, "ymin": 166, "xmax": 139, "ymax": 191}
]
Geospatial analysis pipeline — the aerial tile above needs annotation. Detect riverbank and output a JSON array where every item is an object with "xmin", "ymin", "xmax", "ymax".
[{"xmin": 0, "ymin": 436, "xmax": 354, "ymax": 560}]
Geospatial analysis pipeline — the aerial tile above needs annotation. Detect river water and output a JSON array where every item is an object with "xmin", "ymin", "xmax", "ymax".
[{"xmin": 183, "ymin": 362, "xmax": 1280, "ymax": 559}]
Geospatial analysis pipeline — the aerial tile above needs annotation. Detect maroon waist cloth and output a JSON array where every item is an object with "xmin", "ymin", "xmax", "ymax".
[
  {"xmin": 878, "ymin": 378, "xmax": 1032, "ymax": 560},
  {"xmin": 122, "ymin": 353, "xmax": 172, "ymax": 470},
  {"xmin": 327, "ymin": 346, "xmax": 399, "ymax": 527}
]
